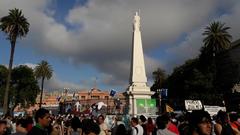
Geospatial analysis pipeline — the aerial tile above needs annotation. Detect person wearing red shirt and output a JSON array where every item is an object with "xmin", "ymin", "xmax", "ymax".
[{"xmin": 167, "ymin": 121, "xmax": 179, "ymax": 135}]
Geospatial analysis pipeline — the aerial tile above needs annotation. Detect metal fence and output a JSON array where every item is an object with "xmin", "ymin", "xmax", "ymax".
[
  {"xmin": 58, "ymin": 97, "xmax": 158, "ymax": 115},
  {"xmin": 59, "ymin": 98, "xmax": 128, "ymax": 115}
]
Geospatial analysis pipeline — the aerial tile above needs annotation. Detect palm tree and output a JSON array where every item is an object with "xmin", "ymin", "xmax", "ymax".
[
  {"xmin": 202, "ymin": 21, "xmax": 232, "ymax": 56},
  {"xmin": 202, "ymin": 21, "xmax": 232, "ymax": 95},
  {"xmin": 34, "ymin": 60, "xmax": 53, "ymax": 108},
  {"xmin": 0, "ymin": 8, "xmax": 30, "ymax": 114},
  {"xmin": 152, "ymin": 68, "xmax": 166, "ymax": 89}
]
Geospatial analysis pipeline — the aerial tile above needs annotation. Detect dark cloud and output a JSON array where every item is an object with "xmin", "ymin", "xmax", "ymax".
[{"xmin": 1, "ymin": 0, "xmax": 239, "ymax": 90}]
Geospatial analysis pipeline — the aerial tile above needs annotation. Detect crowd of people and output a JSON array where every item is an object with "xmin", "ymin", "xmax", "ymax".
[{"xmin": 0, "ymin": 108, "xmax": 240, "ymax": 135}]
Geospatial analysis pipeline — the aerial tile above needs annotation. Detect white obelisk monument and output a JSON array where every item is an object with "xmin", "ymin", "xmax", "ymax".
[{"xmin": 126, "ymin": 12, "xmax": 154, "ymax": 116}]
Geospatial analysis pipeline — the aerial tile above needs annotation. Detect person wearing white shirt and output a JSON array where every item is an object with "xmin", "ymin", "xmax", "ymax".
[
  {"xmin": 131, "ymin": 117, "xmax": 144, "ymax": 135},
  {"xmin": 97, "ymin": 115, "xmax": 109, "ymax": 135},
  {"xmin": 155, "ymin": 114, "xmax": 176, "ymax": 135}
]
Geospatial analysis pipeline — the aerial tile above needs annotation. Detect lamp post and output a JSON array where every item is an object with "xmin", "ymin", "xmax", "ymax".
[{"xmin": 157, "ymin": 89, "xmax": 162, "ymax": 114}]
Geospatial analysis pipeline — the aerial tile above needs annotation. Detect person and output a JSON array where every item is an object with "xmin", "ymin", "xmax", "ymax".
[
  {"xmin": 188, "ymin": 110, "xmax": 212, "ymax": 135},
  {"xmin": 4, "ymin": 115, "xmax": 13, "ymax": 135},
  {"xmin": 12, "ymin": 119, "xmax": 28, "ymax": 135},
  {"xmin": 229, "ymin": 113, "xmax": 240, "ymax": 133},
  {"xmin": 168, "ymin": 113, "xmax": 179, "ymax": 135},
  {"xmin": 214, "ymin": 110, "xmax": 234, "ymax": 135},
  {"xmin": 178, "ymin": 113, "xmax": 191, "ymax": 135},
  {"xmin": 155, "ymin": 114, "xmax": 176, "ymax": 135},
  {"xmin": 146, "ymin": 117, "xmax": 155, "ymax": 135},
  {"xmin": 116, "ymin": 124, "xmax": 127, "ymax": 135},
  {"xmin": 111, "ymin": 116, "xmax": 117, "ymax": 135},
  {"xmin": 0, "ymin": 120, "xmax": 7, "ymax": 135},
  {"xmin": 111, "ymin": 116, "xmax": 125, "ymax": 135},
  {"xmin": 27, "ymin": 108, "xmax": 51, "ymax": 135},
  {"xmin": 25, "ymin": 116, "xmax": 34, "ymax": 132},
  {"xmin": 50, "ymin": 124, "xmax": 60, "ymax": 135},
  {"xmin": 97, "ymin": 115, "xmax": 109, "ymax": 135},
  {"xmin": 131, "ymin": 117, "xmax": 144, "ymax": 135},
  {"xmin": 53, "ymin": 117, "xmax": 64, "ymax": 135},
  {"xmin": 70, "ymin": 116, "xmax": 82, "ymax": 135},
  {"xmin": 139, "ymin": 115, "xmax": 147, "ymax": 135},
  {"xmin": 82, "ymin": 119, "xmax": 100, "ymax": 135}
]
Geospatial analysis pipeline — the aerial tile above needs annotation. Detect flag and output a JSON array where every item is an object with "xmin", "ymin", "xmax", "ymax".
[
  {"xmin": 166, "ymin": 104, "xmax": 174, "ymax": 112},
  {"xmin": 88, "ymin": 88, "xmax": 94, "ymax": 95},
  {"xmin": 72, "ymin": 92, "xmax": 76, "ymax": 100},
  {"xmin": 161, "ymin": 89, "xmax": 168, "ymax": 99},
  {"xmin": 56, "ymin": 96, "xmax": 62, "ymax": 102},
  {"xmin": 110, "ymin": 89, "xmax": 116, "ymax": 97}
]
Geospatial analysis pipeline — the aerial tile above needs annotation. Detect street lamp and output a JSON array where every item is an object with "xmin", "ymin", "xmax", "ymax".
[
  {"xmin": 157, "ymin": 89, "xmax": 168, "ymax": 114},
  {"xmin": 156, "ymin": 89, "xmax": 162, "ymax": 114}
]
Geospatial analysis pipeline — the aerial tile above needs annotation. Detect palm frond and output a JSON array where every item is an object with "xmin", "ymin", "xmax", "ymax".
[
  {"xmin": 202, "ymin": 21, "xmax": 232, "ymax": 54},
  {"xmin": 0, "ymin": 8, "xmax": 30, "ymax": 41}
]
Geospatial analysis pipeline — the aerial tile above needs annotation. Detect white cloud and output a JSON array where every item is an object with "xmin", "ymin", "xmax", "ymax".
[
  {"xmin": 11, "ymin": 63, "xmax": 82, "ymax": 91},
  {"xmin": 1, "ymin": 0, "xmax": 240, "ymax": 89},
  {"xmin": 220, "ymin": 1, "xmax": 240, "ymax": 40},
  {"xmin": 21, "ymin": 63, "xmax": 37, "ymax": 69},
  {"xmin": 44, "ymin": 73, "xmax": 83, "ymax": 91},
  {"xmin": 165, "ymin": 1, "xmax": 240, "ymax": 71}
]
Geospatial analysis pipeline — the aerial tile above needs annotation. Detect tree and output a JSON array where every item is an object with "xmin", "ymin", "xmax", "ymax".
[
  {"xmin": 152, "ymin": 68, "xmax": 167, "ymax": 89},
  {"xmin": 150, "ymin": 68, "xmax": 167, "ymax": 113},
  {"xmin": 202, "ymin": 21, "xmax": 232, "ymax": 56},
  {"xmin": 202, "ymin": 21, "xmax": 232, "ymax": 94},
  {"xmin": 164, "ymin": 22, "xmax": 233, "ymax": 108},
  {"xmin": 0, "ymin": 65, "xmax": 8, "ymax": 106},
  {"xmin": 34, "ymin": 60, "xmax": 53, "ymax": 108},
  {"xmin": 167, "ymin": 58, "xmax": 223, "ymax": 108},
  {"xmin": 0, "ymin": 65, "xmax": 40, "ymax": 111},
  {"xmin": 0, "ymin": 8, "xmax": 30, "ymax": 114},
  {"xmin": 11, "ymin": 65, "xmax": 40, "ymax": 107},
  {"xmin": 151, "ymin": 68, "xmax": 167, "ymax": 97}
]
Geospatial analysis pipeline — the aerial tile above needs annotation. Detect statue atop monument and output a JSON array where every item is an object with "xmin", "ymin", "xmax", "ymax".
[{"xmin": 134, "ymin": 12, "xmax": 140, "ymax": 31}]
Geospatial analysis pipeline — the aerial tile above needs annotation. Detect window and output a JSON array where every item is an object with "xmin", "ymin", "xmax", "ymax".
[
  {"xmin": 81, "ymin": 96, "xmax": 85, "ymax": 99},
  {"xmin": 91, "ymin": 96, "xmax": 100, "ymax": 99}
]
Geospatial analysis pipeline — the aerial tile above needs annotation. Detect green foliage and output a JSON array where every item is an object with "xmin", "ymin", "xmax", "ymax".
[
  {"xmin": 202, "ymin": 21, "xmax": 232, "ymax": 56},
  {"xmin": 11, "ymin": 65, "xmax": 40, "ymax": 106},
  {"xmin": 0, "ymin": 65, "xmax": 40, "ymax": 107},
  {"xmin": 0, "ymin": 8, "xmax": 30, "ymax": 41},
  {"xmin": 215, "ymin": 52, "xmax": 240, "ymax": 94},
  {"xmin": 0, "ymin": 65, "xmax": 8, "ymax": 86},
  {"xmin": 151, "ymin": 68, "xmax": 167, "ymax": 91},
  {"xmin": 167, "ymin": 58, "xmax": 223, "ymax": 106},
  {"xmin": 0, "ymin": 65, "xmax": 8, "ymax": 106},
  {"xmin": 168, "ymin": 58, "xmax": 203, "ymax": 99},
  {"xmin": 160, "ymin": 21, "xmax": 233, "ymax": 107},
  {"xmin": 34, "ymin": 60, "xmax": 53, "ymax": 108},
  {"xmin": 0, "ymin": 8, "xmax": 30, "ymax": 113},
  {"xmin": 34, "ymin": 60, "xmax": 53, "ymax": 80}
]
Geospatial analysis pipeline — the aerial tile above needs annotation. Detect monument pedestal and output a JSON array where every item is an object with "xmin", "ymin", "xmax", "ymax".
[{"xmin": 126, "ymin": 85, "xmax": 154, "ymax": 116}]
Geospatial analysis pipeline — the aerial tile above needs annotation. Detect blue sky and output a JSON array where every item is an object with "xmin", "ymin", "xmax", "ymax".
[{"xmin": 1, "ymin": 0, "xmax": 240, "ymax": 92}]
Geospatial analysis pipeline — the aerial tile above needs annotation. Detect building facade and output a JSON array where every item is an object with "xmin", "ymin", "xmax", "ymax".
[{"xmin": 36, "ymin": 88, "xmax": 127, "ymax": 114}]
